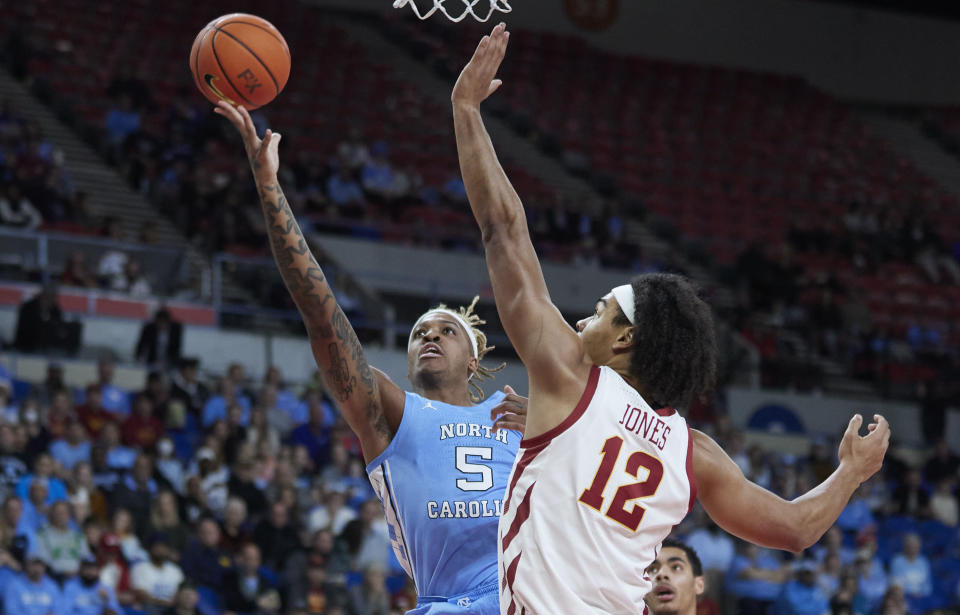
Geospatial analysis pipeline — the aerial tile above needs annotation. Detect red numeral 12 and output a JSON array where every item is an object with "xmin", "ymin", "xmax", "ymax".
[{"xmin": 578, "ymin": 435, "xmax": 665, "ymax": 532}]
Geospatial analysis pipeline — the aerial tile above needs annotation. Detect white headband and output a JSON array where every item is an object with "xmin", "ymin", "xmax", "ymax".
[
  {"xmin": 611, "ymin": 284, "xmax": 636, "ymax": 325},
  {"xmin": 409, "ymin": 309, "xmax": 479, "ymax": 358}
]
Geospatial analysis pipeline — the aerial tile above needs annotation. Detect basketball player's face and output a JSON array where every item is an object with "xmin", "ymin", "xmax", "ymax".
[
  {"xmin": 576, "ymin": 294, "xmax": 630, "ymax": 366},
  {"xmin": 407, "ymin": 316, "xmax": 476, "ymax": 384},
  {"xmin": 644, "ymin": 547, "xmax": 704, "ymax": 615}
]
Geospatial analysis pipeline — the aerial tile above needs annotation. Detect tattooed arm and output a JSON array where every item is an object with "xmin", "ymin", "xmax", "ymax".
[{"xmin": 215, "ymin": 102, "xmax": 405, "ymax": 463}]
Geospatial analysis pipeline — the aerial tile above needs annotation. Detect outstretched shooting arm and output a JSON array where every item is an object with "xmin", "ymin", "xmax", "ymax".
[{"xmin": 216, "ymin": 102, "xmax": 404, "ymax": 462}]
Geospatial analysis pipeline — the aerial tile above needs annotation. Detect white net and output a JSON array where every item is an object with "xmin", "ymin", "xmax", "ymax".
[{"xmin": 393, "ymin": 0, "xmax": 512, "ymax": 22}]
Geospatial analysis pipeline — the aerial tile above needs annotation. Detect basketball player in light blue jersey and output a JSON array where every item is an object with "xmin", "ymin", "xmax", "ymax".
[{"xmin": 215, "ymin": 101, "xmax": 526, "ymax": 615}]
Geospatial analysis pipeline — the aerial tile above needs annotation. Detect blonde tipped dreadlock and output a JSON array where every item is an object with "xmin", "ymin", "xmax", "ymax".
[{"xmin": 429, "ymin": 296, "xmax": 506, "ymax": 403}]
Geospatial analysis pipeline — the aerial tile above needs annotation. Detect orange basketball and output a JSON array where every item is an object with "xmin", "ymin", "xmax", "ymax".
[{"xmin": 189, "ymin": 13, "xmax": 290, "ymax": 110}]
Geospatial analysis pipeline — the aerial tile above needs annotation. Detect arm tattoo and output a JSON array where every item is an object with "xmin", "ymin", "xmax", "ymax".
[{"xmin": 258, "ymin": 182, "xmax": 390, "ymax": 439}]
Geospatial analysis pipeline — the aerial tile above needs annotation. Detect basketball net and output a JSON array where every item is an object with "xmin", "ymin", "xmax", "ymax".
[{"xmin": 393, "ymin": 0, "xmax": 512, "ymax": 22}]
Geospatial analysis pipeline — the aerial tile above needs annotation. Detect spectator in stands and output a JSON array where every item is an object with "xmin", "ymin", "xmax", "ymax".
[
  {"xmin": 89, "ymin": 445, "xmax": 121, "ymax": 495},
  {"xmin": 924, "ymin": 439, "xmax": 959, "ymax": 485},
  {"xmin": 246, "ymin": 406, "xmax": 281, "ymax": 461},
  {"xmin": 130, "ymin": 535, "xmax": 183, "ymax": 615},
  {"xmin": 33, "ymin": 363, "xmax": 66, "ymax": 409},
  {"xmin": 222, "ymin": 542, "xmax": 281, "ymax": 614},
  {"xmin": 202, "ymin": 375, "xmax": 251, "ymax": 429},
  {"xmin": 227, "ymin": 459, "xmax": 266, "ymax": 519},
  {"xmin": 816, "ymin": 552, "xmax": 843, "ymax": 598},
  {"xmin": 16, "ymin": 454, "xmax": 67, "ymax": 505},
  {"xmin": 349, "ymin": 565, "xmax": 390, "ymax": 615},
  {"xmin": 0, "ymin": 377, "xmax": 17, "ymax": 426},
  {"xmin": 19, "ymin": 481, "xmax": 50, "ymax": 534},
  {"xmin": 95, "ymin": 533, "xmax": 133, "ymax": 605},
  {"xmin": 14, "ymin": 283, "xmax": 74, "ymax": 355},
  {"xmin": 105, "ymin": 95, "xmax": 141, "ymax": 148},
  {"xmin": 50, "ymin": 420, "xmax": 91, "ymax": 471},
  {"xmin": 111, "ymin": 455, "xmax": 157, "ymax": 536},
  {"xmin": 361, "ymin": 142, "xmax": 396, "ymax": 203},
  {"xmin": 2, "ymin": 495, "xmax": 26, "ymax": 547},
  {"xmin": 168, "ymin": 358, "xmax": 208, "ymax": 422},
  {"xmin": 326, "ymin": 166, "xmax": 365, "ymax": 210},
  {"xmin": 290, "ymin": 401, "xmax": 331, "ymax": 468},
  {"xmin": 929, "ymin": 478, "xmax": 958, "ymax": 527},
  {"xmin": 253, "ymin": 502, "xmax": 301, "ymax": 575},
  {"xmin": 812, "ymin": 526, "xmax": 855, "ymax": 566},
  {"xmin": 890, "ymin": 469, "xmax": 931, "ymax": 518},
  {"xmin": 94, "ymin": 359, "xmax": 130, "ymax": 417},
  {"xmin": 41, "ymin": 391, "xmax": 69, "ymax": 443},
  {"xmin": 879, "ymin": 585, "xmax": 908, "ymax": 615},
  {"xmin": 683, "ymin": 516, "xmax": 733, "ymax": 602},
  {"xmin": 336, "ymin": 127, "xmax": 370, "ymax": 171},
  {"xmin": 308, "ymin": 488, "xmax": 355, "ymax": 536},
  {"xmin": 77, "ymin": 386, "xmax": 116, "ymax": 439},
  {"xmin": 890, "ymin": 533, "xmax": 933, "ymax": 599},
  {"xmin": 0, "ymin": 424, "xmax": 27, "ymax": 500},
  {"xmin": 135, "ymin": 309, "xmax": 182, "ymax": 370},
  {"xmin": 60, "ymin": 555, "xmax": 121, "ymax": 615},
  {"xmin": 180, "ymin": 518, "xmax": 232, "ymax": 588},
  {"xmin": 59, "ymin": 252, "xmax": 98, "ymax": 289},
  {"xmin": 725, "ymin": 541, "xmax": 788, "ymax": 615},
  {"xmin": 154, "ymin": 439, "xmax": 183, "ymax": 495},
  {"xmin": 69, "ymin": 462, "xmax": 106, "ymax": 523},
  {"xmin": 344, "ymin": 498, "xmax": 391, "ymax": 572},
  {"xmin": 98, "ymin": 423, "xmax": 136, "ymax": 471},
  {"xmin": 219, "ymin": 497, "xmax": 251, "ymax": 555},
  {"xmin": 111, "ymin": 259, "xmax": 151, "ymax": 298},
  {"xmin": 33, "ymin": 499, "xmax": 90, "ymax": 578},
  {"xmin": 192, "ymin": 447, "xmax": 228, "ymax": 517},
  {"xmin": 3, "ymin": 555, "xmax": 61, "ymax": 615},
  {"xmin": 164, "ymin": 583, "xmax": 201, "ymax": 615},
  {"xmin": 836, "ymin": 486, "xmax": 876, "ymax": 532},
  {"xmin": 146, "ymin": 491, "xmax": 188, "ymax": 559},
  {"xmin": 0, "ymin": 182, "xmax": 42, "ymax": 231},
  {"xmin": 121, "ymin": 395, "xmax": 162, "ymax": 450},
  {"xmin": 109, "ymin": 508, "xmax": 147, "ymax": 564}
]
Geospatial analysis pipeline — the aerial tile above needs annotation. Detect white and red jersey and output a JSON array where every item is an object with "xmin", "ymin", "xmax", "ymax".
[{"xmin": 498, "ymin": 365, "xmax": 697, "ymax": 615}]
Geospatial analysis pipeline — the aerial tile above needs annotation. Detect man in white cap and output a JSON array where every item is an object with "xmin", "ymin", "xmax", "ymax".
[
  {"xmin": 451, "ymin": 23, "xmax": 891, "ymax": 615},
  {"xmin": 216, "ymin": 100, "xmax": 527, "ymax": 614}
]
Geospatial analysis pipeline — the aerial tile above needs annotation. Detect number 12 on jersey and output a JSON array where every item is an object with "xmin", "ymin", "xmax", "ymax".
[{"xmin": 579, "ymin": 436, "xmax": 664, "ymax": 531}]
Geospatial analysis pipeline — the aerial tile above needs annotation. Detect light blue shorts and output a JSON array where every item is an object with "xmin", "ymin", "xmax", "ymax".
[{"xmin": 409, "ymin": 581, "xmax": 500, "ymax": 615}]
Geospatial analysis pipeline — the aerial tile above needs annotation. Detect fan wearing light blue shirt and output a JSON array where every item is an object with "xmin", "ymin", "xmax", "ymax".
[
  {"xmin": 3, "ymin": 556, "xmax": 62, "ymax": 615},
  {"xmin": 49, "ymin": 421, "xmax": 92, "ymax": 471},
  {"xmin": 61, "ymin": 557, "xmax": 122, "ymax": 615},
  {"xmin": 216, "ymin": 102, "xmax": 528, "ymax": 615}
]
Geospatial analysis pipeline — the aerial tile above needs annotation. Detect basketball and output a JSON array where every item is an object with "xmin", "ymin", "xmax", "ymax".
[{"xmin": 189, "ymin": 13, "xmax": 290, "ymax": 110}]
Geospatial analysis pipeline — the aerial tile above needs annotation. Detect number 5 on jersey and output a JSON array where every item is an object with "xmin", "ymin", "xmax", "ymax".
[
  {"xmin": 456, "ymin": 446, "xmax": 494, "ymax": 491},
  {"xmin": 579, "ymin": 436, "xmax": 664, "ymax": 531}
]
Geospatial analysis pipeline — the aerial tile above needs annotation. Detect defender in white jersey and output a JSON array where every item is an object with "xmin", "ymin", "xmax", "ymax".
[{"xmin": 451, "ymin": 24, "xmax": 891, "ymax": 615}]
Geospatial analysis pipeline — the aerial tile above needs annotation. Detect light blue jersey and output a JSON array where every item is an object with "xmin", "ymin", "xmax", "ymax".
[{"xmin": 366, "ymin": 390, "xmax": 519, "ymax": 613}]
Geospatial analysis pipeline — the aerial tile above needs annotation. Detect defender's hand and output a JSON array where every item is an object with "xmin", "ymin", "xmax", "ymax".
[
  {"xmin": 837, "ymin": 413, "xmax": 890, "ymax": 484},
  {"xmin": 491, "ymin": 385, "xmax": 527, "ymax": 434},
  {"xmin": 452, "ymin": 22, "xmax": 509, "ymax": 109},
  {"xmin": 214, "ymin": 101, "xmax": 281, "ymax": 181}
]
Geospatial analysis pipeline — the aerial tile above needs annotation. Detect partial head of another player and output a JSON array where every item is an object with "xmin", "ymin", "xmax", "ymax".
[
  {"xmin": 407, "ymin": 296, "xmax": 504, "ymax": 402},
  {"xmin": 576, "ymin": 273, "xmax": 717, "ymax": 408},
  {"xmin": 644, "ymin": 540, "xmax": 705, "ymax": 615}
]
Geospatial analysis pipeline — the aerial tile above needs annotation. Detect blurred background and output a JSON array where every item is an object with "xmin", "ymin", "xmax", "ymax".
[{"xmin": 0, "ymin": 0, "xmax": 959, "ymax": 613}]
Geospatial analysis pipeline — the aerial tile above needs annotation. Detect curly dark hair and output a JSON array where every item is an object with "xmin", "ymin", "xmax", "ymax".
[
  {"xmin": 660, "ymin": 538, "xmax": 704, "ymax": 576},
  {"xmin": 611, "ymin": 273, "xmax": 717, "ymax": 408}
]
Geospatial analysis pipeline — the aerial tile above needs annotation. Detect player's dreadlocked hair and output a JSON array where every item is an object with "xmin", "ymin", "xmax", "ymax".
[
  {"xmin": 430, "ymin": 296, "xmax": 505, "ymax": 403},
  {"xmin": 611, "ymin": 273, "xmax": 717, "ymax": 409}
]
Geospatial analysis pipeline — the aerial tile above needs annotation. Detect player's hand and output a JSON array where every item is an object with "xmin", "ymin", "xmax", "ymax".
[
  {"xmin": 214, "ymin": 101, "xmax": 281, "ymax": 181},
  {"xmin": 452, "ymin": 22, "xmax": 509, "ymax": 109},
  {"xmin": 491, "ymin": 385, "xmax": 526, "ymax": 433},
  {"xmin": 837, "ymin": 413, "xmax": 890, "ymax": 484}
]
